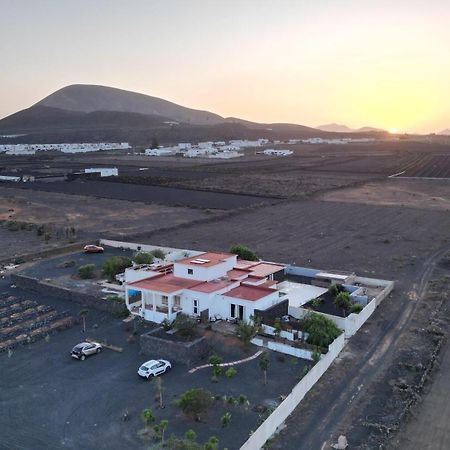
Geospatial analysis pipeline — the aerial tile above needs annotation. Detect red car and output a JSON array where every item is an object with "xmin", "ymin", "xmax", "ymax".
[{"xmin": 83, "ymin": 245, "xmax": 104, "ymax": 253}]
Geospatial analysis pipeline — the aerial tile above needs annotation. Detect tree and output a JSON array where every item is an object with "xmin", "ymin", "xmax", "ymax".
[
  {"xmin": 234, "ymin": 317, "xmax": 260, "ymax": 346},
  {"xmin": 273, "ymin": 317, "xmax": 282, "ymax": 338},
  {"xmin": 175, "ymin": 388, "xmax": 213, "ymax": 421},
  {"xmin": 151, "ymin": 136, "xmax": 159, "ymax": 149},
  {"xmin": 78, "ymin": 264, "xmax": 96, "ymax": 279},
  {"xmin": 300, "ymin": 312, "xmax": 342, "ymax": 348},
  {"xmin": 229, "ymin": 244, "xmax": 259, "ymax": 261},
  {"xmin": 79, "ymin": 308, "xmax": 89, "ymax": 333},
  {"xmin": 101, "ymin": 256, "xmax": 132, "ymax": 282},
  {"xmin": 152, "ymin": 376, "xmax": 164, "ymax": 408},
  {"xmin": 259, "ymin": 351, "xmax": 269, "ymax": 385},
  {"xmin": 154, "ymin": 419, "xmax": 168, "ymax": 443},
  {"xmin": 141, "ymin": 408, "xmax": 155, "ymax": 430},
  {"xmin": 133, "ymin": 251, "xmax": 154, "ymax": 265},
  {"xmin": 333, "ymin": 291, "xmax": 352, "ymax": 314}
]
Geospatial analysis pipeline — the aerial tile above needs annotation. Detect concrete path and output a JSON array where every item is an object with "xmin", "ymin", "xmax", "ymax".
[{"xmin": 189, "ymin": 350, "xmax": 263, "ymax": 374}]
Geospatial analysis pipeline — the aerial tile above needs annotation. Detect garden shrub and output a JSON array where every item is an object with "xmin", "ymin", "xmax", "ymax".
[{"xmin": 78, "ymin": 264, "xmax": 96, "ymax": 279}]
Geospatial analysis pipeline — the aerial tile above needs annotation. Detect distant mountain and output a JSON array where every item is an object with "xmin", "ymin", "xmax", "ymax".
[
  {"xmin": 35, "ymin": 84, "xmax": 224, "ymax": 125},
  {"xmin": 316, "ymin": 123, "xmax": 354, "ymax": 133},
  {"xmin": 317, "ymin": 123, "xmax": 385, "ymax": 133},
  {"xmin": 0, "ymin": 84, "xmax": 383, "ymax": 144},
  {"xmin": 438, "ymin": 129, "xmax": 450, "ymax": 136}
]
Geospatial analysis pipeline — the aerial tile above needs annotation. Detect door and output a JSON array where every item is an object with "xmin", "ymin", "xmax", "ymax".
[{"xmin": 238, "ymin": 305, "xmax": 244, "ymax": 321}]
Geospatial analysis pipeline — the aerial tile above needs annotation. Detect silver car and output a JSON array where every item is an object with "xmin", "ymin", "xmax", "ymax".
[{"xmin": 71, "ymin": 342, "xmax": 103, "ymax": 360}]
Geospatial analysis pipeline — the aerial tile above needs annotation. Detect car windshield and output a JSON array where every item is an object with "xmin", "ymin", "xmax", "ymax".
[
  {"xmin": 73, "ymin": 345, "xmax": 84, "ymax": 351},
  {"xmin": 140, "ymin": 366, "xmax": 149, "ymax": 371}
]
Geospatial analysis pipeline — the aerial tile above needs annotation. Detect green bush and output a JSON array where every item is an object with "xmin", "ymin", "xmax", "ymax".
[
  {"xmin": 220, "ymin": 412, "xmax": 231, "ymax": 427},
  {"xmin": 225, "ymin": 367, "xmax": 237, "ymax": 378},
  {"xmin": 175, "ymin": 388, "xmax": 213, "ymax": 421},
  {"xmin": 151, "ymin": 248, "xmax": 166, "ymax": 260},
  {"xmin": 208, "ymin": 355, "xmax": 223, "ymax": 365},
  {"xmin": 234, "ymin": 317, "xmax": 260, "ymax": 345},
  {"xmin": 300, "ymin": 312, "xmax": 342, "ymax": 348},
  {"xmin": 101, "ymin": 256, "xmax": 132, "ymax": 282},
  {"xmin": 78, "ymin": 264, "xmax": 96, "ymax": 279},
  {"xmin": 229, "ymin": 244, "xmax": 259, "ymax": 261},
  {"xmin": 173, "ymin": 314, "xmax": 198, "ymax": 338},
  {"xmin": 133, "ymin": 251, "xmax": 154, "ymax": 265},
  {"xmin": 117, "ymin": 308, "xmax": 130, "ymax": 319},
  {"xmin": 333, "ymin": 291, "xmax": 352, "ymax": 311},
  {"xmin": 349, "ymin": 303, "xmax": 363, "ymax": 314},
  {"xmin": 106, "ymin": 295, "xmax": 123, "ymax": 303}
]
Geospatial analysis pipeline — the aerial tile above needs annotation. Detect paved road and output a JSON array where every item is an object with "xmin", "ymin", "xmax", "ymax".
[{"xmin": 271, "ymin": 243, "xmax": 450, "ymax": 450}]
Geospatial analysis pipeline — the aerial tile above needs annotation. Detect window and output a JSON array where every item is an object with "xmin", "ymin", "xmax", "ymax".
[
  {"xmin": 174, "ymin": 295, "xmax": 181, "ymax": 307},
  {"xmin": 161, "ymin": 295, "xmax": 168, "ymax": 305},
  {"xmin": 188, "ymin": 268, "xmax": 193, "ymax": 275},
  {"xmin": 230, "ymin": 303, "xmax": 236, "ymax": 318},
  {"xmin": 193, "ymin": 299, "xmax": 199, "ymax": 315}
]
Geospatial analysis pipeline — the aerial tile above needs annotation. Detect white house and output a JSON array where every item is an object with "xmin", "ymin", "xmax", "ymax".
[
  {"xmin": 124, "ymin": 251, "xmax": 286, "ymax": 323},
  {"xmin": 84, "ymin": 167, "xmax": 118, "ymax": 177}
]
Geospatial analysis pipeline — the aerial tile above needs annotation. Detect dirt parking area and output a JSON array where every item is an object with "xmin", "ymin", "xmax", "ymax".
[{"xmin": 0, "ymin": 279, "xmax": 305, "ymax": 450}]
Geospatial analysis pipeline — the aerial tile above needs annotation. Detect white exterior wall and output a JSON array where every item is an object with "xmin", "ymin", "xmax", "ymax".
[
  {"xmin": 173, "ymin": 256, "xmax": 237, "ymax": 282},
  {"xmin": 84, "ymin": 167, "xmax": 118, "ymax": 177},
  {"xmin": 218, "ymin": 290, "xmax": 280, "ymax": 322},
  {"xmin": 124, "ymin": 267, "xmax": 160, "ymax": 283},
  {"xmin": 240, "ymin": 333, "xmax": 345, "ymax": 450}
]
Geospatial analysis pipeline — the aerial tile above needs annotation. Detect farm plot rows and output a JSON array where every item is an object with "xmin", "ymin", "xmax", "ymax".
[
  {"xmin": 10, "ymin": 180, "xmax": 278, "ymax": 209},
  {"xmin": 132, "ymin": 198, "xmax": 450, "ymax": 281},
  {"xmin": 398, "ymin": 154, "xmax": 450, "ymax": 178}
]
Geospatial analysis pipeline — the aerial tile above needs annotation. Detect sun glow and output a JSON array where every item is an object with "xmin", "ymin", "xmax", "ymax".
[{"xmin": 389, "ymin": 128, "xmax": 398, "ymax": 134}]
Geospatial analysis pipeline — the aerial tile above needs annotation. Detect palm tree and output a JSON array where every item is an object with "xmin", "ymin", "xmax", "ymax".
[
  {"xmin": 79, "ymin": 309, "xmax": 89, "ymax": 333},
  {"xmin": 141, "ymin": 408, "xmax": 155, "ymax": 431},
  {"xmin": 259, "ymin": 351, "xmax": 269, "ymax": 385}
]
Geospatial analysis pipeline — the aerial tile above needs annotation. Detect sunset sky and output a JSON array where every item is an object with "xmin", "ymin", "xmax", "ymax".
[{"xmin": 1, "ymin": 0, "xmax": 449, "ymax": 133}]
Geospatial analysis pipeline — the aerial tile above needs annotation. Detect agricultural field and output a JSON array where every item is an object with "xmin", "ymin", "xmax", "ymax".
[{"xmin": 1, "ymin": 138, "xmax": 450, "ymax": 449}]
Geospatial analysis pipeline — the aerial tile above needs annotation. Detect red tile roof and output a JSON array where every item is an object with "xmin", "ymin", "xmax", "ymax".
[
  {"xmin": 227, "ymin": 268, "xmax": 250, "ymax": 281},
  {"xmin": 189, "ymin": 279, "xmax": 236, "ymax": 293},
  {"xmin": 247, "ymin": 262, "xmax": 285, "ymax": 278},
  {"xmin": 129, "ymin": 274, "xmax": 202, "ymax": 293},
  {"xmin": 176, "ymin": 252, "xmax": 235, "ymax": 268},
  {"xmin": 222, "ymin": 284, "xmax": 277, "ymax": 302},
  {"xmin": 234, "ymin": 260, "xmax": 259, "ymax": 270}
]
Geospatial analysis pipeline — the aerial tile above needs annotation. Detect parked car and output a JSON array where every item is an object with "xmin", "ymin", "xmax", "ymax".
[
  {"xmin": 71, "ymin": 342, "xmax": 103, "ymax": 360},
  {"xmin": 138, "ymin": 359, "xmax": 172, "ymax": 378},
  {"xmin": 83, "ymin": 245, "xmax": 104, "ymax": 253}
]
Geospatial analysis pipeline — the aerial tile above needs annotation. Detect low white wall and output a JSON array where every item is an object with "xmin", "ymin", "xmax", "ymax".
[
  {"xmin": 261, "ymin": 324, "xmax": 296, "ymax": 341},
  {"xmin": 99, "ymin": 239, "xmax": 202, "ymax": 262},
  {"xmin": 252, "ymin": 337, "xmax": 314, "ymax": 361},
  {"xmin": 294, "ymin": 277, "xmax": 394, "ymax": 338},
  {"xmin": 241, "ymin": 333, "xmax": 345, "ymax": 450}
]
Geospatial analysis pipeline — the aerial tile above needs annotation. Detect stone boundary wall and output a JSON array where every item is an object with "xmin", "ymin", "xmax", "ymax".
[
  {"xmin": 140, "ymin": 327, "xmax": 209, "ymax": 366},
  {"xmin": 0, "ymin": 241, "xmax": 91, "ymax": 266},
  {"xmin": 240, "ymin": 333, "xmax": 345, "ymax": 450},
  {"xmin": 10, "ymin": 274, "xmax": 125, "ymax": 314}
]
